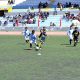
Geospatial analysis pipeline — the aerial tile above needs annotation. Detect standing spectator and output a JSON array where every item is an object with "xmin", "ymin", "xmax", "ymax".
[{"xmin": 16, "ymin": 19, "xmax": 19, "ymax": 26}]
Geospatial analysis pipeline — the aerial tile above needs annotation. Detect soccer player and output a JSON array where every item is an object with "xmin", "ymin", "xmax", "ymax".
[
  {"xmin": 29, "ymin": 30, "xmax": 37, "ymax": 49},
  {"xmin": 72, "ymin": 27, "xmax": 79, "ymax": 46},
  {"xmin": 37, "ymin": 27, "xmax": 47, "ymax": 48},
  {"xmin": 23, "ymin": 27, "xmax": 31, "ymax": 43},
  {"xmin": 72, "ymin": 17, "xmax": 80, "ymax": 27},
  {"xmin": 67, "ymin": 26, "xmax": 74, "ymax": 45}
]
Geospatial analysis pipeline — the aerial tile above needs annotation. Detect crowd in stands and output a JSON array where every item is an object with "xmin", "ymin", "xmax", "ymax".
[
  {"xmin": 38, "ymin": 2, "xmax": 49, "ymax": 8},
  {"xmin": 63, "ymin": 12, "xmax": 74, "ymax": 21},
  {"xmin": 9, "ymin": 12, "xmax": 36, "ymax": 26},
  {"xmin": 76, "ymin": 13, "xmax": 80, "ymax": 22},
  {"xmin": 0, "ymin": 11, "xmax": 50, "ymax": 27},
  {"xmin": 0, "ymin": 0, "xmax": 79, "ymax": 28},
  {"xmin": 0, "ymin": 20, "xmax": 8, "ymax": 26},
  {"xmin": 38, "ymin": 11, "xmax": 49, "ymax": 22},
  {"xmin": 0, "ymin": 11, "xmax": 79, "ymax": 28},
  {"xmin": 63, "ymin": 12, "xmax": 80, "ymax": 22},
  {"xmin": 57, "ymin": 2, "xmax": 79, "ymax": 9}
]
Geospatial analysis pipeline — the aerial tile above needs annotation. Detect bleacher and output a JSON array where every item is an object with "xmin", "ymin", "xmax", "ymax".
[
  {"xmin": 0, "ymin": 0, "xmax": 80, "ymax": 31},
  {"xmin": 0, "ymin": 12, "xmax": 79, "ymax": 27},
  {"xmin": 13, "ymin": 0, "xmax": 50, "ymax": 9},
  {"xmin": 12, "ymin": 0, "xmax": 80, "ymax": 9},
  {"xmin": 52, "ymin": 0, "xmax": 80, "ymax": 8},
  {"xmin": 53, "ymin": 0, "xmax": 80, "ymax": 5}
]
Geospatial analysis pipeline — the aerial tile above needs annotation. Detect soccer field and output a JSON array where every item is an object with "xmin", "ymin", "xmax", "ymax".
[{"xmin": 0, "ymin": 35, "xmax": 80, "ymax": 80}]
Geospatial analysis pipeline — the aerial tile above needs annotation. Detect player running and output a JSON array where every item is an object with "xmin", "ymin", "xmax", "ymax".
[
  {"xmin": 72, "ymin": 27, "xmax": 79, "ymax": 46},
  {"xmin": 23, "ymin": 27, "xmax": 31, "ymax": 43},
  {"xmin": 67, "ymin": 26, "xmax": 74, "ymax": 45},
  {"xmin": 29, "ymin": 30, "xmax": 37, "ymax": 49},
  {"xmin": 37, "ymin": 27, "xmax": 47, "ymax": 49}
]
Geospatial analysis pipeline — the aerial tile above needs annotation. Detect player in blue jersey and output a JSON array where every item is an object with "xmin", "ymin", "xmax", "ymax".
[{"xmin": 29, "ymin": 30, "xmax": 37, "ymax": 49}]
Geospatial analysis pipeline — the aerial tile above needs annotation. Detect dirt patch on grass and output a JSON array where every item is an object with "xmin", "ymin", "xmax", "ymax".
[{"xmin": 0, "ymin": 31, "xmax": 67, "ymax": 36}]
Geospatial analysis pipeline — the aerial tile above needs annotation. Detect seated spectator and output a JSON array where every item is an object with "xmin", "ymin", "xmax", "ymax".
[
  {"xmin": 38, "ymin": 1, "xmax": 48, "ymax": 8},
  {"xmin": 65, "ymin": 2, "xmax": 69, "ymax": 8},
  {"xmin": 57, "ymin": 2, "xmax": 60, "ymax": 8},
  {"xmin": 70, "ymin": 14, "xmax": 74, "ymax": 19},
  {"xmin": 8, "ymin": 0, "xmax": 15, "ymax": 4},
  {"xmin": 33, "ymin": 18, "xmax": 36, "ymax": 24},
  {"xmin": 3, "ymin": 21, "xmax": 8, "ymax": 26},
  {"xmin": 43, "ymin": 2, "xmax": 48, "ymax": 8},
  {"xmin": 69, "ymin": 2, "xmax": 72, "ymax": 7},
  {"xmin": 74, "ymin": 4, "xmax": 79, "ymax": 8},
  {"xmin": 65, "ymin": 12, "xmax": 71, "ymax": 21},
  {"xmin": 58, "ymin": 2, "xmax": 79, "ymax": 8},
  {"xmin": 53, "ymin": 8, "xmax": 57, "ymax": 15},
  {"xmin": 76, "ymin": 13, "xmax": 80, "ymax": 22},
  {"xmin": 50, "ymin": 22, "xmax": 56, "ymax": 30},
  {"xmin": 38, "ymin": 2, "xmax": 43, "ymax": 8}
]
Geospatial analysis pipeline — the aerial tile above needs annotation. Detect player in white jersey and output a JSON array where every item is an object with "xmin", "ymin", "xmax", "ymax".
[
  {"xmin": 72, "ymin": 17, "xmax": 80, "ymax": 27},
  {"xmin": 67, "ymin": 26, "xmax": 74, "ymax": 45},
  {"xmin": 23, "ymin": 27, "xmax": 31, "ymax": 43}
]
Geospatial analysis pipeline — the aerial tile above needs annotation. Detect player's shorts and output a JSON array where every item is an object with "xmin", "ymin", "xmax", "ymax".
[
  {"xmin": 25, "ymin": 36, "xmax": 29, "ymax": 40},
  {"xmin": 30, "ymin": 40, "xmax": 36, "ymax": 44},
  {"xmin": 68, "ymin": 35, "xmax": 73, "ymax": 40},
  {"xmin": 41, "ymin": 36, "xmax": 46, "ymax": 42},
  {"xmin": 74, "ymin": 37, "xmax": 78, "ymax": 42}
]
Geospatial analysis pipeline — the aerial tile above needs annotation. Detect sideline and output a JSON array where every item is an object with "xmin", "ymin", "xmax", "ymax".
[{"xmin": 0, "ymin": 31, "xmax": 67, "ymax": 36}]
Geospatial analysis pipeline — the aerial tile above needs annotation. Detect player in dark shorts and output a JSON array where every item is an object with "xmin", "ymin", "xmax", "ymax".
[
  {"xmin": 37, "ymin": 27, "xmax": 47, "ymax": 49},
  {"xmin": 72, "ymin": 27, "xmax": 79, "ymax": 46}
]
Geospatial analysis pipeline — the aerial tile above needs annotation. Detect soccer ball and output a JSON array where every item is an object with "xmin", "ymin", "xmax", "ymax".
[{"xmin": 35, "ymin": 46, "xmax": 39, "ymax": 51}]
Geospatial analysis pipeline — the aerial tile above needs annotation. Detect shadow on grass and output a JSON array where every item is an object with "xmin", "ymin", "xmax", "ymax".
[
  {"xmin": 61, "ymin": 43, "xmax": 70, "ymax": 45},
  {"xmin": 66, "ymin": 45, "xmax": 75, "ymax": 47},
  {"xmin": 24, "ymin": 48, "xmax": 32, "ymax": 50},
  {"xmin": 61, "ymin": 43, "xmax": 75, "ymax": 47}
]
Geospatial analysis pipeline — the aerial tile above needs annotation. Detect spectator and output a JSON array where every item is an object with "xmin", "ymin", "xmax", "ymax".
[
  {"xmin": 3, "ymin": 21, "xmax": 8, "ymax": 26},
  {"xmin": 50, "ymin": 22, "xmax": 56, "ymax": 30}
]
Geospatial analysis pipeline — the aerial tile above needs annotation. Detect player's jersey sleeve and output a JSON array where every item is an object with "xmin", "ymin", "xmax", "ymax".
[
  {"xmin": 24, "ymin": 30, "xmax": 30, "ymax": 37},
  {"xmin": 39, "ymin": 33, "xmax": 42, "ymax": 38},
  {"xmin": 34, "ymin": 34, "xmax": 36, "ymax": 40},
  {"xmin": 78, "ymin": 31, "xmax": 79, "ymax": 36},
  {"xmin": 72, "ymin": 31, "xmax": 75, "ymax": 36}
]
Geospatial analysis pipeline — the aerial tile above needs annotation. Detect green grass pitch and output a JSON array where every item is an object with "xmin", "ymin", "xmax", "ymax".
[{"xmin": 0, "ymin": 35, "xmax": 80, "ymax": 80}]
